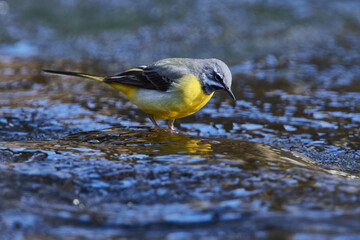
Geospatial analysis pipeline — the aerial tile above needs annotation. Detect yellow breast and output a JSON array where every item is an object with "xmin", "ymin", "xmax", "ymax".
[
  {"xmin": 173, "ymin": 74, "xmax": 214, "ymax": 119},
  {"xmin": 108, "ymin": 74, "xmax": 214, "ymax": 120}
]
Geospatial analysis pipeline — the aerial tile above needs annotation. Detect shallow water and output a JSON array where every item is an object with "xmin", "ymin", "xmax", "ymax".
[
  {"xmin": 1, "ymin": 127, "xmax": 360, "ymax": 239},
  {"xmin": 1, "ymin": 0, "xmax": 360, "ymax": 239}
]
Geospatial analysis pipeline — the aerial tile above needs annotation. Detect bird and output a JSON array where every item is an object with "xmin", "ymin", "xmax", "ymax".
[{"xmin": 43, "ymin": 58, "xmax": 236, "ymax": 131}]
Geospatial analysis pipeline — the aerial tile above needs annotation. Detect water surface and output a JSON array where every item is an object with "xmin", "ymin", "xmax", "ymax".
[{"xmin": 1, "ymin": 0, "xmax": 360, "ymax": 239}]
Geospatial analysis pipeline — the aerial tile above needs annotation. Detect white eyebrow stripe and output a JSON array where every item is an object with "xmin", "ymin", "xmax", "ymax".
[{"xmin": 214, "ymin": 65, "xmax": 224, "ymax": 78}]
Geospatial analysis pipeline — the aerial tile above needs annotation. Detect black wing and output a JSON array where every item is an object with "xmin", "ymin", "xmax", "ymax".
[{"xmin": 104, "ymin": 66, "xmax": 173, "ymax": 91}]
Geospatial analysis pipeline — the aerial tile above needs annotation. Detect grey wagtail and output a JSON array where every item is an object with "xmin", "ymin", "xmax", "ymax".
[{"xmin": 43, "ymin": 58, "xmax": 235, "ymax": 131}]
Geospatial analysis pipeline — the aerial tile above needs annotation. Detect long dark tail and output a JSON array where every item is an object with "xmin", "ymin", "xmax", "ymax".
[{"xmin": 43, "ymin": 69, "xmax": 105, "ymax": 82}]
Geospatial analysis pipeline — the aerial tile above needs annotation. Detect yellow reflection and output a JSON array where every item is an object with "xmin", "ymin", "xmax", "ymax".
[{"xmin": 0, "ymin": 127, "xmax": 213, "ymax": 162}]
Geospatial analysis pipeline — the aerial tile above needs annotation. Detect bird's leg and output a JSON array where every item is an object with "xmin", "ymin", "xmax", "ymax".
[
  {"xmin": 167, "ymin": 119, "xmax": 176, "ymax": 131},
  {"xmin": 148, "ymin": 115, "xmax": 160, "ymax": 129}
]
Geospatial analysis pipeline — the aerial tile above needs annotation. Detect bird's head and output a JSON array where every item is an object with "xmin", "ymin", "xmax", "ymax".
[{"xmin": 200, "ymin": 59, "xmax": 236, "ymax": 100}]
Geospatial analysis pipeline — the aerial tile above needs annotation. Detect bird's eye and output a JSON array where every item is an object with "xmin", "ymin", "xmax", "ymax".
[{"xmin": 214, "ymin": 73, "xmax": 222, "ymax": 81}]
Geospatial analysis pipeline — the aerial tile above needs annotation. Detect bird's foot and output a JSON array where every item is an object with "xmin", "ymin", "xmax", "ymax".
[
  {"xmin": 167, "ymin": 119, "xmax": 179, "ymax": 133},
  {"xmin": 148, "ymin": 116, "xmax": 179, "ymax": 133},
  {"xmin": 149, "ymin": 115, "xmax": 161, "ymax": 128}
]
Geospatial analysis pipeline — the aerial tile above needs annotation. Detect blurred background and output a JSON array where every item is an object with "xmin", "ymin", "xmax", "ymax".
[
  {"xmin": 2, "ymin": 0, "xmax": 360, "ymax": 65},
  {"xmin": 2, "ymin": 0, "xmax": 360, "ymax": 239}
]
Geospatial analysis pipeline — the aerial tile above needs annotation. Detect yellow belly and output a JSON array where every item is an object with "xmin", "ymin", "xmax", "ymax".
[{"xmin": 108, "ymin": 75, "xmax": 214, "ymax": 120}]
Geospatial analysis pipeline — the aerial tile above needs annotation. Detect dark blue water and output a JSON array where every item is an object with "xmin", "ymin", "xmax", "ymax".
[{"xmin": 1, "ymin": 1, "xmax": 360, "ymax": 239}]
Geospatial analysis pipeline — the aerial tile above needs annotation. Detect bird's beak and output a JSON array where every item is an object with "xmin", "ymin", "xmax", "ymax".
[{"xmin": 225, "ymin": 87, "xmax": 236, "ymax": 101}]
